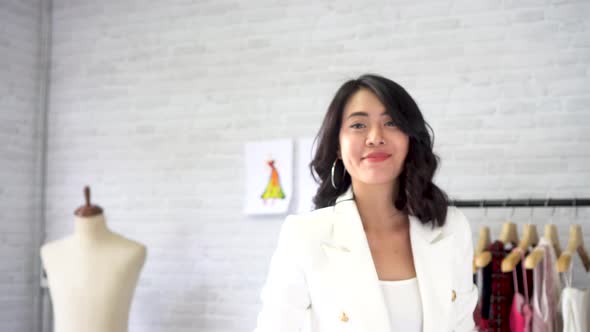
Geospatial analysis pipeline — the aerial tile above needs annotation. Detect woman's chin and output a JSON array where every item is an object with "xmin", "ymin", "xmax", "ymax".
[{"xmin": 356, "ymin": 177, "xmax": 397, "ymax": 187}]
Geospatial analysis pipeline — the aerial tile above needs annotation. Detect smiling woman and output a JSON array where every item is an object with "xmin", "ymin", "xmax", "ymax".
[
  {"xmin": 310, "ymin": 74, "xmax": 448, "ymax": 226},
  {"xmin": 337, "ymin": 88, "xmax": 410, "ymax": 203},
  {"xmin": 254, "ymin": 74, "xmax": 478, "ymax": 332}
]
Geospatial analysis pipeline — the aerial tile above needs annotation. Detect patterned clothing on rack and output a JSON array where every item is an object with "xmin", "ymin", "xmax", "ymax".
[
  {"xmin": 475, "ymin": 241, "xmax": 535, "ymax": 332},
  {"xmin": 487, "ymin": 240, "xmax": 513, "ymax": 331}
]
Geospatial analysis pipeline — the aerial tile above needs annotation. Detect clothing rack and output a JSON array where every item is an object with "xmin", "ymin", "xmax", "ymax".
[{"xmin": 449, "ymin": 198, "xmax": 590, "ymax": 208}]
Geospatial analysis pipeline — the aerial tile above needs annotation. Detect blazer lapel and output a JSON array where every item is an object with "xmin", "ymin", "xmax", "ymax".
[
  {"xmin": 322, "ymin": 185, "xmax": 455, "ymax": 332},
  {"xmin": 321, "ymin": 186, "xmax": 391, "ymax": 332},
  {"xmin": 409, "ymin": 215, "xmax": 454, "ymax": 332}
]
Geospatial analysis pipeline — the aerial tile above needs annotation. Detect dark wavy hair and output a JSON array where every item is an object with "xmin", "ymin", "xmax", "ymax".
[{"xmin": 310, "ymin": 74, "xmax": 449, "ymax": 228}]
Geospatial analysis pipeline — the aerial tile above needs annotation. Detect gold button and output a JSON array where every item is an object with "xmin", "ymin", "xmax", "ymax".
[
  {"xmin": 451, "ymin": 289, "xmax": 457, "ymax": 302},
  {"xmin": 340, "ymin": 312, "xmax": 349, "ymax": 322}
]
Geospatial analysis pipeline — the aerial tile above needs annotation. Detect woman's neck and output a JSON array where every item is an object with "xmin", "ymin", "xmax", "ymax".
[
  {"xmin": 73, "ymin": 214, "xmax": 110, "ymax": 242},
  {"xmin": 352, "ymin": 180, "xmax": 407, "ymax": 234}
]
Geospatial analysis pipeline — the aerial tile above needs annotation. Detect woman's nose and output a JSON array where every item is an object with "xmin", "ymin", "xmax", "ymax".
[{"xmin": 366, "ymin": 127, "xmax": 385, "ymax": 146}]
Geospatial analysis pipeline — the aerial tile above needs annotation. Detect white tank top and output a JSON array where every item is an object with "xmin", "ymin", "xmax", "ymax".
[{"xmin": 379, "ymin": 277, "xmax": 423, "ymax": 331}]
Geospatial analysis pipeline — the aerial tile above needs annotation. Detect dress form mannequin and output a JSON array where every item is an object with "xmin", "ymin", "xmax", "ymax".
[{"xmin": 41, "ymin": 187, "xmax": 146, "ymax": 332}]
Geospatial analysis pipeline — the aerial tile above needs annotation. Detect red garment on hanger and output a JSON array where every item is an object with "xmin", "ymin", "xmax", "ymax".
[{"xmin": 487, "ymin": 241, "xmax": 514, "ymax": 331}]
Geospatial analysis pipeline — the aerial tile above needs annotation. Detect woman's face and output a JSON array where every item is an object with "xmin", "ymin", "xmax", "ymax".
[{"xmin": 338, "ymin": 88, "xmax": 409, "ymax": 187}]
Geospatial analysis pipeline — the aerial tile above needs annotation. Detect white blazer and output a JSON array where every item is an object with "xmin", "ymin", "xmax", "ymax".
[{"xmin": 254, "ymin": 186, "xmax": 479, "ymax": 332}]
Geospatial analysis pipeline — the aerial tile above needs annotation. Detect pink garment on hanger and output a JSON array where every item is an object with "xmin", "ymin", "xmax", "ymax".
[
  {"xmin": 531, "ymin": 237, "xmax": 562, "ymax": 332},
  {"xmin": 510, "ymin": 247, "xmax": 533, "ymax": 332}
]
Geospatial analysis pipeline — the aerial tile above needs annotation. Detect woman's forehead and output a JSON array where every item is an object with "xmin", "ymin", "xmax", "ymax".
[{"xmin": 343, "ymin": 89, "xmax": 387, "ymax": 116}]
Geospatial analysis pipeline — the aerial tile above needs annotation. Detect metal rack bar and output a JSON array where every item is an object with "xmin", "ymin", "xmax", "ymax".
[{"xmin": 449, "ymin": 198, "xmax": 590, "ymax": 208}]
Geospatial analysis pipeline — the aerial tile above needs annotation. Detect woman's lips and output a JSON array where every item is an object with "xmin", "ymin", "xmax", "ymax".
[
  {"xmin": 363, "ymin": 153, "xmax": 391, "ymax": 162},
  {"xmin": 364, "ymin": 156, "xmax": 390, "ymax": 162}
]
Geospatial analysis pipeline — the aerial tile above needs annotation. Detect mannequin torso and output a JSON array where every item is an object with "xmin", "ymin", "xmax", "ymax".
[{"xmin": 41, "ymin": 214, "xmax": 146, "ymax": 332}]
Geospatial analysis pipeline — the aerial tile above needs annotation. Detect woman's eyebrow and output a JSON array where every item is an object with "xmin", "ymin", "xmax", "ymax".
[{"xmin": 346, "ymin": 111, "xmax": 389, "ymax": 119}]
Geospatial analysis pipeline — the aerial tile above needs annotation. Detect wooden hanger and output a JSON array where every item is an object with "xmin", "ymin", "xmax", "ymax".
[
  {"xmin": 475, "ymin": 221, "xmax": 519, "ymax": 269},
  {"xmin": 502, "ymin": 224, "xmax": 539, "ymax": 272},
  {"xmin": 556, "ymin": 224, "xmax": 590, "ymax": 273},
  {"xmin": 525, "ymin": 224, "xmax": 561, "ymax": 269},
  {"xmin": 498, "ymin": 222, "xmax": 519, "ymax": 245},
  {"xmin": 473, "ymin": 226, "xmax": 491, "ymax": 273},
  {"xmin": 544, "ymin": 224, "xmax": 562, "ymax": 257}
]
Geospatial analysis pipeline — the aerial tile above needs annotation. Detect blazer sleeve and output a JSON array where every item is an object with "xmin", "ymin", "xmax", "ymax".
[
  {"xmin": 253, "ymin": 215, "xmax": 311, "ymax": 332},
  {"xmin": 451, "ymin": 208, "xmax": 479, "ymax": 332}
]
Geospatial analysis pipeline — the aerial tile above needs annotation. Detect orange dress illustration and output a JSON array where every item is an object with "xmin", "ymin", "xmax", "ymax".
[{"xmin": 261, "ymin": 160, "xmax": 286, "ymax": 202}]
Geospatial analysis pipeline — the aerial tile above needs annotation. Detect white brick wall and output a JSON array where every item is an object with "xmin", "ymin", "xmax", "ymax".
[
  {"xmin": 0, "ymin": 0, "xmax": 45, "ymax": 331},
  {"xmin": 42, "ymin": 0, "xmax": 590, "ymax": 331}
]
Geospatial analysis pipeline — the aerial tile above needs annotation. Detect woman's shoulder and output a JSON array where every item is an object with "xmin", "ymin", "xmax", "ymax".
[
  {"xmin": 278, "ymin": 206, "xmax": 338, "ymax": 244},
  {"xmin": 412, "ymin": 206, "xmax": 470, "ymax": 233},
  {"xmin": 445, "ymin": 206, "xmax": 470, "ymax": 228},
  {"xmin": 443, "ymin": 206, "xmax": 474, "ymax": 245},
  {"xmin": 441, "ymin": 206, "xmax": 472, "ymax": 236},
  {"xmin": 283, "ymin": 205, "xmax": 338, "ymax": 229}
]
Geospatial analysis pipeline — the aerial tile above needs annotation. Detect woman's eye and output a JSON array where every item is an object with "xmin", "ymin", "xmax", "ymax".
[
  {"xmin": 350, "ymin": 123, "xmax": 365, "ymax": 129},
  {"xmin": 385, "ymin": 121, "xmax": 396, "ymax": 127}
]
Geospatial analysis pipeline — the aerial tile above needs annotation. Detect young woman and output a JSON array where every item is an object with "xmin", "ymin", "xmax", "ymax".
[{"xmin": 254, "ymin": 74, "xmax": 478, "ymax": 332}]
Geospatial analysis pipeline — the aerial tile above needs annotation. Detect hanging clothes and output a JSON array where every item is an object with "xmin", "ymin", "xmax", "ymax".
[
  {"xmin": 479, "ymin": 241, "xmax": 534, "ymax": 332},
  {"xmin": 561, "ymin": 264, "xmax": 590, "ymax": 332},
  {"xmin": 516, "ymin": 258, "xmax": 534, "ymax": 305},
  {"xmin": 487, "ymin": 240, "xmax": 514, "ymax": 331},
  {"xmin": 531, "ymin": 237, "xmax": 562, "ymax": 332},
  {"xmin": 509, "ymin": 247, "xmax": 532, "ymax": 332},
  {"xmin": 474, "ymin": 262, "xmax": 492, "ymax": 330},
  {"xmin": 473, "ymin": 270, "xmax": 482, "ymax": 326}
]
